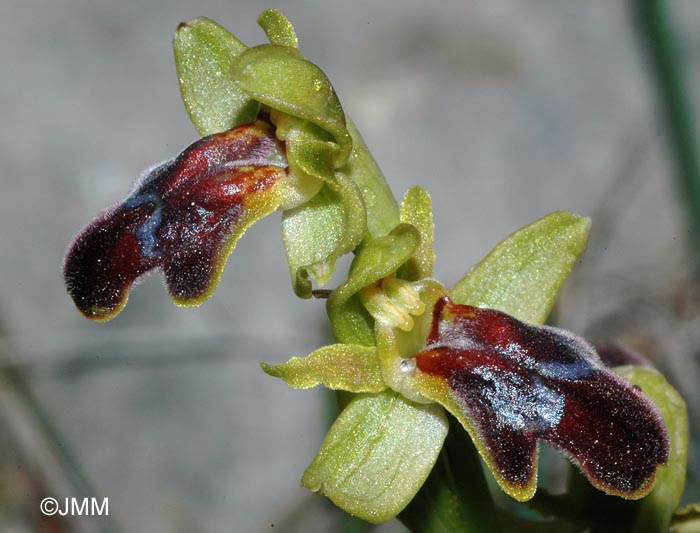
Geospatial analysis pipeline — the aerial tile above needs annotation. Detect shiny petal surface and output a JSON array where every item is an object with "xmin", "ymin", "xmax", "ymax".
[
  {"xmin": 414, "ymin": 297, "xmax": 669, "ymax": 501},
  {"xmin": 64, "ymin": 121, "xmax": 288, "ymax": 320}
]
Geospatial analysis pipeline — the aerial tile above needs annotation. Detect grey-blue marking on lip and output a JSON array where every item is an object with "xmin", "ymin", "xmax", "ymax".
[
  {"xmin": 530, "ymin": 326, "xmax": 599, "ymax": 381},
  {"xmin": 473, "ymin": 366, "xmax": 565, "ymax": 432},
  {"xmin": 136, "ymin": 203, "xmax": 164, "ymax": 259},
  {"xmin": 123, "ymin": 188, "xmax": 165, "ymax": 260}
]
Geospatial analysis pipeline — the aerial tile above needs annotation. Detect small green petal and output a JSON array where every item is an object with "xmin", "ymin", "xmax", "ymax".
[
  {"xmin": 450, "ymin": 211, "xmax": 590, "ymax": 325},
  {"xmin": 276, "ymin": 115, "xmax": 337, "ymax": 185},
  {"xmin": 231, "ymin": 45, "xmax": 351, "ymax": 166},
  {"xmin": 282, "ymin": 173, "xmax": 366, "ymax": 298},
  {"xmin": 302, "ymin": 391, "xmax": 448, "ymax": 523},
  {"xmin": 257, "ymin": 9, "xmax": 298, "ymax": 48},
  {"xmin": 173, "ymin": 17, "xmax": 259, "ymax": 136},
  {"xmin": 261, "ymin": 344, "xmax": 384, "ymax": 393},
  {"xmin": 614, "ymin": 366, "xmax": 688, "ymax": 533},
  {"xmin": 399, "ymin": 186, "xmax": 435, "ymax": 279},
  {"xmin": 328, "ymin": 224, "xmax": 420, "ymax": 344}
]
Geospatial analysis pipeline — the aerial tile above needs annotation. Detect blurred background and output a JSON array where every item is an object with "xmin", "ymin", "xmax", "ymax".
[{"xmin": 1, "ymin": 1, "xmax": 699, "ymax": 531}]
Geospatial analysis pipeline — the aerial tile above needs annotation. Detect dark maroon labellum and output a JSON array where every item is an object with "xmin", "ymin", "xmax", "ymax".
[
  {"xmin": 64, "ymin": 121, "xmax": 287, "ymax": 320},
  {"xmin": 416, "ymin": 297, "xmax": 669, "ymax": 499}
]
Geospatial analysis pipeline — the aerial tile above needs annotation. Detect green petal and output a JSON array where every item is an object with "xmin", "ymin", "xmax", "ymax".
[
  {"xmin": 232, "ymin": 45, "xmax": 351, "ymax": 166},
  {"xmin": 450, "ymin": 211, "xmax": 590, "ymax": 325},
  {"xmin": 173, "ymin": 17, "xmax": 259, "ymax": 136},
  {"xmin": 282, "ymin": 173, "xmax": 366, "ymax": 298},
  {"xmin": 261, "ymin": 344, "xmax": 384, "ymax": 393},
  {"xmin": 257, "ymin": 9, "xmax": 298, "ymax": 48},
  {"xmin": 328, "ymin": 224, "xmax": 420, "ymax": 344},
  {"xmin": 302, "ymin": 391, "xmax": 448, "ymax": 523},
  {"xmin": 399, "ymin": 186, "xmax": 435, "ymax": 279},
  {"xmin": 614, "ymin": 366, "xmax": 688, "ymax": 533}
]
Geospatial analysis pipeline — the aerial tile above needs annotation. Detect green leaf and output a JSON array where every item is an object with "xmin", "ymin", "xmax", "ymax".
[
  {"xmin": 261, "ymin": 344, "xmax": 384, "ymax": 393},
  {"xmin": 302, "ymin": 391, "xmax": 448, "ymax": 524},
  {"xmin": 257, "ymin": 9, "xmax": 298, "ymax": 48},
  {"xmin": 450, "ymin": 211, "xmax": 590, "ymax": 325},
  {"xmin": 614, "ymin": 366, "xmax": 688, "ymax": 533},
  {"xmin": 328, "ymin": 224, "xmax": 420, "ymax": 344},
  {"xmin": 282, "ymin": 174, "xmax": 366, "ymax": 298},
  {"xmin": 231, "ymin": 45, "xmax": 351, "ymax": 166},
  {"xmin": 399, "ymin": 186, "xmax": 435, "ymax": 279},
  {"xmin": 173, "ymin": 17, "xmax": 259, "ymax": 136}
]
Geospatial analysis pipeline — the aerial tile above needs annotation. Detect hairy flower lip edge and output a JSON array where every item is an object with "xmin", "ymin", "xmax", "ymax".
[
  {"xmin": 63, "ymin": 120, "xmax": 295, "ymax": 320},
  {"xmin": 407, "ymin": 296, "xmax": 670, "ymax": 502}
]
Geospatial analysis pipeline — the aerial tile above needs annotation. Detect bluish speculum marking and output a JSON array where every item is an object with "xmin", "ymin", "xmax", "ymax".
[{"xmin": 472, "ymin": 366, "xmax": 564, "ymax": 432}]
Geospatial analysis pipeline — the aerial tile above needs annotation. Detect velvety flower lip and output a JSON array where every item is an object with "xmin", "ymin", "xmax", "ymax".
[
  {"xmin": 64, "ymin": 120, "xmax": 288, "ymax": 320},
  {"xmin": 415, "ymin": 296, "xmax": 670, "ymax": 501}
]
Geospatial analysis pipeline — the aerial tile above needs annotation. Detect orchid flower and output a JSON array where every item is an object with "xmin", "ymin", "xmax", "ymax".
[
  {"xmin": 264, "ymin": 204, "xmax": 683, "ymax": 524},
  {"xmin": 64, "ymin": 9, "xmax": 690, "ymax": 532},
  {"xmin": 65, "ymin": 11, "xmax": 374, "ymax": 319}
]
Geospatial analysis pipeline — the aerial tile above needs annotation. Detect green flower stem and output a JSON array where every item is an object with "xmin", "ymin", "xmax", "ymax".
[
  {"xmin": 633, "ymin": 0, "xmax": 700, "ymax": 273},
  {"xmin": 399, "ymin": 415, "xmax": 500, "ymax": 533},
  {"xmin": 342, "ymin": 118, "xmax": 400, "ymax": 239}
]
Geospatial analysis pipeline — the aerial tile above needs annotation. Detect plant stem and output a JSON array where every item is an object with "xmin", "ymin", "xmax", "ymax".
[{"xmin": 632, "ymin": 0, "xmax": 700, "ymax": 273}]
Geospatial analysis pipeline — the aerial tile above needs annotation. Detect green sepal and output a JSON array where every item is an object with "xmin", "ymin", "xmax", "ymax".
[
  {"xmin": 173, "ymin": 17, "xmax": 259, "ymax": 136},
  {"xmin": 614, "ymin": 366, "xmax": 688, "ymax": 533},
  {"xmin": 328, "ymin": 224, "xmax": 420, "ymax": 344},
  {"xmin": 341, "ymin": 118, "xmax": 400, "ymax": 239},
  {"xmin": 231, "ymin": 45, "xmax": 351, "ymax": 166},
  {"xmin": 302, "ymin": 390, "xmax": 448, "ymax": 524},
  {"xmin": 257, "ymin": 9, "xmax": 298, "ymax": 48},
  {"xmin": 399, "ymin": 186, "xmax": 435, "ymax": 280},
  {"xmin": 282, "ymin": 173, "xmax": 366, "ymax": 298},
  {"xmin": 450, "ymin": 211, "xmax": 591, "ymax": 325},
  {"xmin": 261, "ymin": 344, "xmax": 384, "ymax": 393}
]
